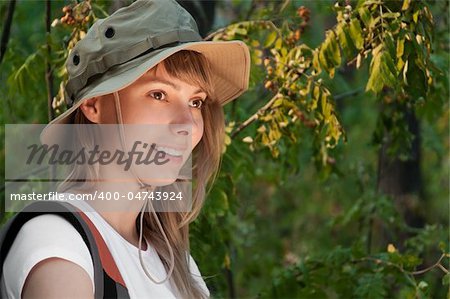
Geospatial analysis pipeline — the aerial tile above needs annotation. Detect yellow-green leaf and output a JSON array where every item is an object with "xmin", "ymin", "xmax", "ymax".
[
  {"xmin": 319, "ymin": 46, "xmax": 329, "ymax": 72},
  {"xmin": 382, "ymin": 12, "xmax": 401, "ymax": 19},
  {"xmin": 349, "ymin": 19, "xmax": 364, "ymax": 50},
  {"xmin": 358, "ymin": 7, "xmax": 371, "ymax": 27},
  {"xmin": 336, "ymin": 23, "xmax": 356, "ymax": 58},
  {"xmin": 396, "ymin": 38, "xmax": 405, "ymax": 58},
  {"xmin": 328, "ymin": 31, "xmax": 341, "ymax": 66},
  {"xmin": 313, "ymin": 49, "xmax": 322, "ymax": 73},
  {"xmin": 272, "ymin": 98, "xmax": 284, "ymax": 108},
  {"xmin": 275, "ymin": 37, "xmax": 283, "ymax": 49},
  {"xmin": 235, "ymin": 27, "xmax": 247, "ymax": 36},
  {"xmin": 265, "ymin": 31, "xmax": 277, "ymax": 48},
  {"xmin": 402, "ymin": 0, "xmax": 411, "ymax": 11},
  {"xmin": 413, "ymin": 10, "xmax": 420, "ymax": 23},
  {"xmin": 366, "ymin": 48, "xmax": 383, "ymax": 93}
]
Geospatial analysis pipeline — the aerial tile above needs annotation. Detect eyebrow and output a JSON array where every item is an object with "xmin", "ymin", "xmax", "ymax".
[{"xmin": 147, "ymin": 78, "xmax": 205, "ymax": 95}]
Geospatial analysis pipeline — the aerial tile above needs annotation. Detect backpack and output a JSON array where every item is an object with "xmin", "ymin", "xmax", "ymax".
[{"xmin": 0, "ymin": 201, "xmax": 130, "ymax": 298}]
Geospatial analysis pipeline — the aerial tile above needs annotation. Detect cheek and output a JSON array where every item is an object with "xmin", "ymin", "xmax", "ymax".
[
  {"xmin": 119, "ymin": 96, "xmax": 156, "ymax": 124},
  {"xmin": 98, "ymin": 96, "xmax": 118, "ymax": 124}
]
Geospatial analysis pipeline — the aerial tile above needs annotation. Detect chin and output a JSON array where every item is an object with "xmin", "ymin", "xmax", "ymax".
[{"xmin": 142, "ymin": 178, "xmax": 178, "ymax": 187}]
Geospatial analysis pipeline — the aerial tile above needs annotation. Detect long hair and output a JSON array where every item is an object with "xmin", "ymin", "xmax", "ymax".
[{"xmin": 59, "ymin": 50, "xmax": 224, "ymax": 298}]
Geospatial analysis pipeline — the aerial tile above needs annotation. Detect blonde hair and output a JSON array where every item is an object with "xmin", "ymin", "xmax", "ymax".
[{"xmin": 59, "ymin": 50, "xmax": 224, "ymax": 298}]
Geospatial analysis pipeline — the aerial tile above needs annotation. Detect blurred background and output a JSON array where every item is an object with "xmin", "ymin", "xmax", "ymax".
[{"xmin": 1, "ymin": 0, "xmax": 449, "ymax": 298}]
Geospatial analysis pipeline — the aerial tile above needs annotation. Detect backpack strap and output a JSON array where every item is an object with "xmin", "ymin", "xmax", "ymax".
[
  {"xmin": 77, "ymin": 212, "xmax": 126, "ymax": 287},
  {"xmin": 74, "ymin": 208, "xmax": 130, "ymax": 299},
  {"xmin": 0, "ymin": 201, "xmax": 130, "ymax": 299}
]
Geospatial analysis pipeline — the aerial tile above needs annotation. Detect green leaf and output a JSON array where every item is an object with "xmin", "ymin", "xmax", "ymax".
[
  {"xmin": 366, "ymin": 46, "xmax": 384, "ymax": 93},
  {"xmin": 443, "ymin": 273, "xmax": 450, "ymax": 285},
  {"xmin": 380, "ymin": 51, "xmax": 397, "ymax": 87},
  {"xmin": 358, "ymin": 7, "xmax": 372, "ymax": 28},
  {"xmin": 327, "ymin": 31, "xmax": 341, "ymax": 67},
  {"xmin": 319, "ymin": 30, "xmax": 341, "ymax": 75},
  {"xmin": 349, "ymin": 19, "xmax": 364, "ymax": 50},
  {"xmin": 337, "ymin": 23, "xmax": 356, "ymax": 58},
  {"xmin": 406, "ymin": 57, "xmax": 428, "ymax": 100},
  {"xmin": 384, "ymin": 34, "xmax": 396, "ymax": 59},
  {"xmin": 365, "ymin": 45, "xmax": 398, "ymax": 92},
  {"xmin": 369, "ymin": 16, "xmax": 381, "ymax": 29},
  {"xmin": 355, "ymin": 273, "xmax": 387, "ymax": 299},
  {"xmin": 382, "ymin": 12, "xmax": 401, "ymax": 19}
]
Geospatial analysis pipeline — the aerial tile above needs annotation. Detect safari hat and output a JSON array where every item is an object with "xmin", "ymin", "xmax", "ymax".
[{"xmin": 41, "ymin": 0, "xmax": 250, "ymax": 143}]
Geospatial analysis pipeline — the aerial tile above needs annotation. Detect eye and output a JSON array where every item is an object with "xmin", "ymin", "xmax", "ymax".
[
  {"xmin": 189, "ymin": 98, "xmax": 205, "ymax": 109},
  {"xmin": 148, "ymin": 91, "xmax": 166, "ymax": 101}
]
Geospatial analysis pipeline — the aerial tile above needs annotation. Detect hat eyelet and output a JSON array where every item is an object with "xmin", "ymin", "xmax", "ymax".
[
  {"xmin": 73, "ymin": 54, "xmax": 80, "ymax": 66},
  {"xmin": 105, "ymin": 27, "xmax": 115, "ymax": 38}
]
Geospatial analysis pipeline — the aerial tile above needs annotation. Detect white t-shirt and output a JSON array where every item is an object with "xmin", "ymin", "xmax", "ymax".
[{"xmin": 2, "ymin": 198, "xmax": 210, "ymax": 298}]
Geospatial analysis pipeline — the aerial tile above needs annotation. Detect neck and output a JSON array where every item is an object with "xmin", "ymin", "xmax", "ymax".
[
  {"xmin": 97, "ymin": 209, "xmax": 148, "ymax": 251},
  {"xmin": 69, "ymin": 180, "xmax": 154, "ymax": 251}
]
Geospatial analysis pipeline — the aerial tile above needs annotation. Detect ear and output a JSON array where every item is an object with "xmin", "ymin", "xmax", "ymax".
[{"xmin": 79, "ymin": 97, "xmax": 101, "ymax": 123}]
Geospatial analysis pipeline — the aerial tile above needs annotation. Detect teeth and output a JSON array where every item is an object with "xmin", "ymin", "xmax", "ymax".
[{"xmin": 156, "ymin": 146, "xmax": 183, "ymax": 157}]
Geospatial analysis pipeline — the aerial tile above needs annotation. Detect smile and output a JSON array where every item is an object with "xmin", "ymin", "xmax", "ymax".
[{"xmin": 155, "ymin": 145, "xmax": 184, "ymax": 157}]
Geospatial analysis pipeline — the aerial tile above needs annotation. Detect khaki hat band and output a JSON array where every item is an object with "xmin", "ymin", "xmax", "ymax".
[{"xmin": 65, "ymin": 28, "xmax": 202, "ymax": 105}]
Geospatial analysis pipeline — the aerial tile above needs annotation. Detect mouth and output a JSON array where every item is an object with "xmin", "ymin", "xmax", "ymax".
[{"xmin": 155, "ymin": 145, "xmax": 185, "ymax": 157}]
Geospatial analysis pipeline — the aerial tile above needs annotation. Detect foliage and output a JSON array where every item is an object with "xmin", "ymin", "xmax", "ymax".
[
  {"xmin": 194, "ymin": 0, "xmax": 449, "ymax": 298},
  {"xmin": 1, "ymin": 0, "xmax": 449, "ymax": 298}
]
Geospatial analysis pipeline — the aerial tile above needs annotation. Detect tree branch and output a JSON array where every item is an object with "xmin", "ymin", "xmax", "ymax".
[
  {"xmin": 334, "ymin": 87, "xmax": 365, "ymax": 101},
  {"xmin": 203, "ymin": 19, "xmax": 279, "ymax": 41},
  {"xmin": 231, "ymin": 93, "xmax": 280, "ymax": 138},
  {"xmin": 410, "ymin": 253, "xmax": 449, "ymax": 275},
  {"xmin": 0, "ymin": 0, "xmax": 16, "ymax": 64}
]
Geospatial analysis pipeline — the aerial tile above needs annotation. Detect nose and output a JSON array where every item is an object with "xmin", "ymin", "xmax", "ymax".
[
  {"xmin": 169, "ymin": 104, "xmax": 193, "ymax": 136},
  {"xmin": 170, "ymin": 124, "xmax": 190, "ymax": 136}
]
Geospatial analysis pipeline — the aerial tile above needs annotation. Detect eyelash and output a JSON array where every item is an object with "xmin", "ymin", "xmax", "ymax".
[{"xmin": 147, "ymin": 90, "xmax": 205, "ymax": 109}]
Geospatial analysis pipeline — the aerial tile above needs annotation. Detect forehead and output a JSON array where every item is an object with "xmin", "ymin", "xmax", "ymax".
[{"xmin": 132, "ymin": 63, "xmax": 206, "ymax": 93}]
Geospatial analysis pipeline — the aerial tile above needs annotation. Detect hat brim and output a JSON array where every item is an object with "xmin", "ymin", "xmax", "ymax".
[{"xmin": 41, "ymin": 40, "xmax": 250, "ymax": 144}]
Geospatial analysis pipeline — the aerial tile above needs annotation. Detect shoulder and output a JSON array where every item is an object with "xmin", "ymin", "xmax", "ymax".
[{"xmin": 2, "ymin": 214, "xmax": 95, "ymax": 298}]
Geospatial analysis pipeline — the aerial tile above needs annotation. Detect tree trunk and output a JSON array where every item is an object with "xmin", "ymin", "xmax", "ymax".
[
  {"xmin": 376, "ymin": 103, "xmax": 425, "ymax": 248},
  {"xmin": 0, "ymin": 0, "xmax": 16, "ymax": 64}
]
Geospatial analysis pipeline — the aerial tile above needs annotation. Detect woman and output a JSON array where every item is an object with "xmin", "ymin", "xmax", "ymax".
[{"xmin": 1, "ymin": 0, "xmax": 250, "ymax": 298}]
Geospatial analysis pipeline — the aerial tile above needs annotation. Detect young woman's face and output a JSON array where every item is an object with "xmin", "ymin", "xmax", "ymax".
[
  {"xmin": 97, "ymin": 63, "xmax": 206, "ymax": 149},
  {"xmin": 80, "ymin": 62, "xmax": 207, "ymax": 185}
]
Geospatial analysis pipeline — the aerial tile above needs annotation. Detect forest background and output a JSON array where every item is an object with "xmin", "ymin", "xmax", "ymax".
[{"xmin": 0, "ymin": 0, "xmax": 449, "ymax": 298}]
